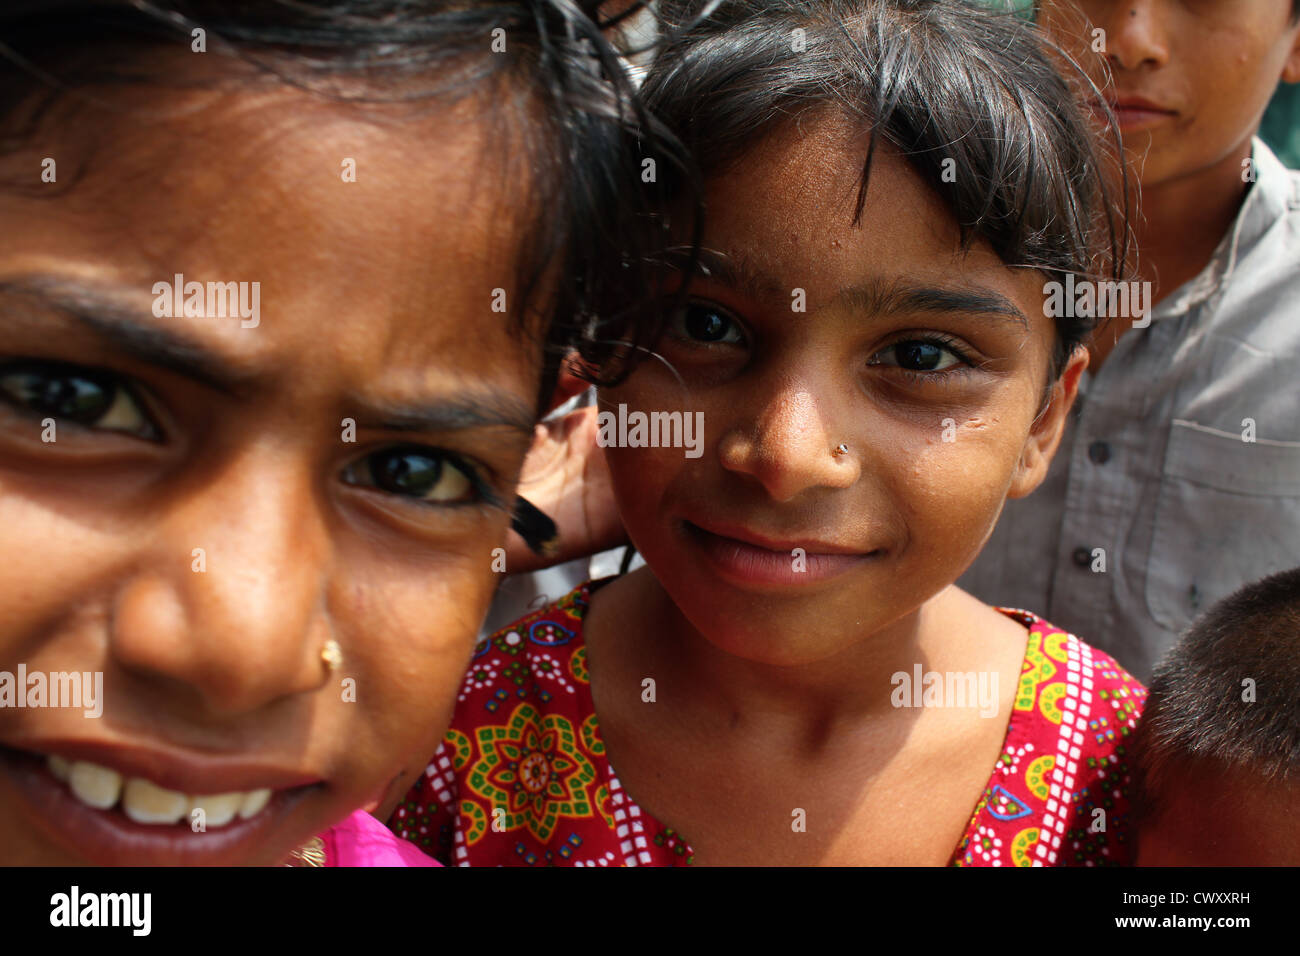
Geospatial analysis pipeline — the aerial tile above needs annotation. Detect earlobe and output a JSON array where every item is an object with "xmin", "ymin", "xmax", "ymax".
[
  {"xmin": 1007, "ymin": 347, "xmax": 1089, "ymax": 500},
  {"xmin": 544, "ymin": 352, "xmax": 593, "ymax": 415},
  {"xmin": 1285, "ymin": 28, "xmax": 1300, "ymax": 84}
]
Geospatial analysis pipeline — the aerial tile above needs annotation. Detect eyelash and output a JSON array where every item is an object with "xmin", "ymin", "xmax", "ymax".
[
  {"xmin": 667, "ymin": 302, "xmax": 748, "ymax": 348},
  {"xmin": 0, "ymin": 358, "xmax": 504, "ymax": 512},
  {"xmin": 0, "ymin": 358, "xmax": 163, "ymax": 440},
  {"xmin": 341, "ymin": 446, "xmax": 504, "ymax": 513},
  {"xmin": 874, "ymin": 333, "xmax": 978, "ymax": 385},
  {"xmin": 670, "ymin": 305, "xmax": 977, "ymax": 384}
]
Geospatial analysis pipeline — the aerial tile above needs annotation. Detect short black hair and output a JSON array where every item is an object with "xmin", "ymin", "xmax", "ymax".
[
  {"xmin": 0, "ymin": 0, "xmax": 689, "ymax": 409},
  {"xmin": 1131, "ymin": 567, "xmax": 1300, "ymax": 823},
  {"xmin": 635, "ymin": 0, "xmax": 1130, "ymax": 380}
]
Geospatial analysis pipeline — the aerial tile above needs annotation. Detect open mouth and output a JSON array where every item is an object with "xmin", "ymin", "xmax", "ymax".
[{"xmin": 0, "ymin": 744, "xmax": 322, "ymax": 865}]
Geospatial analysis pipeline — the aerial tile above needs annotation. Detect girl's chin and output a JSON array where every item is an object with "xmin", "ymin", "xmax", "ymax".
[{"xmin": 0, "ymin": 745, "xmax": 331, "ymax": 866}]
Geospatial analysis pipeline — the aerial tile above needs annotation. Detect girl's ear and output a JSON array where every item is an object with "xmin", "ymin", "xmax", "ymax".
[
  {"xmin": 543, "ymin": 352, "xmax": 594, "ymax": 416},
  {"xmin": 1008, "ymin": 346, "xmax": 1089, "ymax": 499}
]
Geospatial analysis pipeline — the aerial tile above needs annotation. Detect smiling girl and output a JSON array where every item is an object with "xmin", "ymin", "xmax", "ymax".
[
  {"xmin": 391, "ymin": 0, "xmax": 1147, "ymax": 867},
  {"xmin": 0, "ymin": 0, "xmax": 668, "ymax": 865}
]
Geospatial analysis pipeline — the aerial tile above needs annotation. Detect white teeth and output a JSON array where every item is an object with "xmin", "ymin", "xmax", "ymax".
[
  {"xmin": 238, "ymin": 788, "xmax": 272, "ymax": 820},
  {"xmin": 48, "ymin": 755, "xmax": 71, "ymax": 782},
  {"xmin": 68, "ymin": 760, "xmax": 123, "ymax": 809},
  {"xmin": 122, "ymin": 777, "xmax": 188, "ymax": 825},
  {"xmin": 49, "ymin": 755, "xmax": 275, "ymax": 828},
  {"xmin": 187, "ymin": 793, "xmax": 243, "ymax": 828}
]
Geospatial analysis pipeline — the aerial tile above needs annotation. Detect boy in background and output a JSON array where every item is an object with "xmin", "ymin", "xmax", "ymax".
[{"xmin": 961, "ymin": 0, "xmax": 1300, "ymax": 680}]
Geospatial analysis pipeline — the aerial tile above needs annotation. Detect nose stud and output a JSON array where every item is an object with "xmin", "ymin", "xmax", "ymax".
[
  {"xmin": 833, "ymin": 443, "xmax": 849, "ymax": 458},
  {"xmin": 321, "ymin": 639, "xmax": 343, "ymax": 675}
]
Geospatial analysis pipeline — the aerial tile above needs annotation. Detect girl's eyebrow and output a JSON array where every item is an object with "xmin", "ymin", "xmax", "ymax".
[
  {"xmin": 0, "ymin": 275, "xmax": 261, "ymax": 395},
  {"xmin": 839, "ymin": 279, "xmax": 1031, "ymax": 331},
  {"xmin": 0, "ymin": 274, "xmax": 538, "ymax": 439},
  {"xmin": 352, "ymin": 396, "xmax": 537, "ymax": 439},
  {"xmin": 685, "ymin": 248, "xmax": 1029, "ymax": 331}
]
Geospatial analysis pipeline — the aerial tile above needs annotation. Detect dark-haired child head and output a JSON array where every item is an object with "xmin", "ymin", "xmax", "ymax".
[
  {"xmin": 0, "ymin": 0, "xmax": 659, "ymax": 865},
  {"xmin": 597, "ymin": 0, "xmax": 1124, "ymax": 662},
  {"xmin": 1132, "ymin": 567, "xmax": 1300, "ymax": 866}
]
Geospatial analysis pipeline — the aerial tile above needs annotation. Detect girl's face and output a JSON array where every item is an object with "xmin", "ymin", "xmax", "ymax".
[
  {"xmin": 602, "ymin": 117, "xmax": 1085, "ymax": 666},
  {"xmin": 0, "ymin": 57, "xmax": 542, "ymax": 863}
]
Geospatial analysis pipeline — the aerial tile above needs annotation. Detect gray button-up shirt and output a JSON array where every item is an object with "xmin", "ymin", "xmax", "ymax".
[{"xmin": 959, "ymin": 139, "xmax": 1300, "ymax": 682}]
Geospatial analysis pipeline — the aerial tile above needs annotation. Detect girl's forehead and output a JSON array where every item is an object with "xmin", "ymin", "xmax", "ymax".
[
  {"xmin": 701, "ymin": 123, "xmax": 1045, "ymax": 318},
  {"xmin": 1, "ymin": 77, "xmax": 547, "ymax": 378}
]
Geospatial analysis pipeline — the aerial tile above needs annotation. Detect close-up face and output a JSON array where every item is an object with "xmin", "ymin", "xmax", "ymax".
[
  {"xmin": 0, "ymin": 50, "xmax": 544, "ymax": 864},
  {"xmin": 600, "ymin": 115, "xmax": 1085, "ymax": 666},
  {"xmin": 1042, "ymin": 0, "xmax": 1300, "ymax": 187},
  {"xmin": 1137, "ymin": 780, "xmax": 1300, "ymax": 865}
]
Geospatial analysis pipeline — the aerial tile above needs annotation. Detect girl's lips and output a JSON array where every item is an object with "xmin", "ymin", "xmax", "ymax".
[
  {"xmin": 0, "ymin": 745, "xmax": 322, "ymax": 865},
  {"xmin": 681, "ymin": 519, "xmax": 876, "ymax": 589}
]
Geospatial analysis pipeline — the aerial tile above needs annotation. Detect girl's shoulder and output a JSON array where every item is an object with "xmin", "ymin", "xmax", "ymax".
[
  {"xmin": 458, "ymin": 580, "xmax": 598, "ymax": 716},
  {"xmin": 390, "ymin": 579, "xmax": 694, "ymax": 866},
  {"xmin": 951, "ymin": 608, "xmax": 1147, "ymax": 867}
]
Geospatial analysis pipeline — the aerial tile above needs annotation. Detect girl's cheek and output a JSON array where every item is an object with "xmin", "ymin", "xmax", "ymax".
[
  {"xmin": 893, "ymin": 424, "xmax": 1023, "ymax": 532},
  {"xmin": 330, "ymin": 559, "xmax": 492, "ymax": 786}
]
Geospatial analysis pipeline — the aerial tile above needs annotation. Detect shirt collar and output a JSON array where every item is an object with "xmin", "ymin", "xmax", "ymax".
[{"xmin": 1153, "ymin": 137, "xmax": 1295, "ymax": 320}]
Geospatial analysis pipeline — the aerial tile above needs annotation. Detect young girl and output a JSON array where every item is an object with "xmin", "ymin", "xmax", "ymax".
[
  {"xmin": 389, "ymin": 0, "xmax": 1147, "ymax": 866},
  {"xmin": 0, "ymin": 0, "xmax": 667, "ymax": 865}
]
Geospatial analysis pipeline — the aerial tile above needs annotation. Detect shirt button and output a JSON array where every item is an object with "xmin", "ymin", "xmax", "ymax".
[
  {"xmin": 1072, "ymin": 546, "xmax": 1092, "ymax": 568},
  {"xmin": 1088, "ymin": 440, "xmax": 1111, "ymax": 464}
]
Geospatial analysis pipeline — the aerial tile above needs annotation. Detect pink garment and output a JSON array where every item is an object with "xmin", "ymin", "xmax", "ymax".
[{"xmin": 321, "ymin": 809, "xmax": 440, "ymax": 867}]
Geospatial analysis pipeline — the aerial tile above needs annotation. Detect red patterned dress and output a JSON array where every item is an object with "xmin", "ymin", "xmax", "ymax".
[{"xmin": 388, "ymin": 582, "xmax": 1146, "ymax": 866}]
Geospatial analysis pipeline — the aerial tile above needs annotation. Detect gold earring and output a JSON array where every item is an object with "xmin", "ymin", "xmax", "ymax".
[
  {"xmin": 833, "ymin": 443, "xmax": 849, "ymax": 458},
  {"xmin": 283, "ymin": 836, "xmax": 327, "ymax": 867},
  {"xmin": 321, "ymin": 639, "xmax": 343, "ymax": 675}
]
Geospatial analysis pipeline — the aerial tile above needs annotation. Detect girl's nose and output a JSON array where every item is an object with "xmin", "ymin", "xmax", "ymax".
[
  {"xmin": 1102, "ymin": 2, "xmax": 1170, "ymax": 72},
  {"xmin": 718, "ymin": 382, "xmax": 859, "ymax": 503},
  {"xmin": 110, "ymin": 448, "xmax": 333, "ymax": 717}
]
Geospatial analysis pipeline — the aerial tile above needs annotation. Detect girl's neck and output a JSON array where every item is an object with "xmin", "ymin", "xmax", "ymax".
[{"xmin": 606, "ymin": 570, "xmax": 991, "ymax": 744}]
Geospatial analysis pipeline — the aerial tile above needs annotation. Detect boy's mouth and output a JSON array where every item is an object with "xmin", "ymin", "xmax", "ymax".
[
  {"xmin": 0, "ymin": 743, "xmax": 323, "ymax": 865},
  {"xmin": 1107, "ymin": 96, "xmax": 1177, "ymax": 132}
]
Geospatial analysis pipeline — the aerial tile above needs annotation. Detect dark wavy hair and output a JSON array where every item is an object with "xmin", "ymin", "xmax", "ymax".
[
  {"xmin": 0, "ymin": 0, "xmax": 694, "ymax": 408},
  {"xmin": 638, "ymin": 0, "xmax": 1131, "ymax": 381}
]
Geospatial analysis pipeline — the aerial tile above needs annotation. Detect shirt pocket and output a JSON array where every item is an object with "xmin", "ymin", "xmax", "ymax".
[{"xmin": 1146, "ymin": 420, "xmax": 1300, "ymax": 633}]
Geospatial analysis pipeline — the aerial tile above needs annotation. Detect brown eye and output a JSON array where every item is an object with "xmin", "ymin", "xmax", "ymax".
[
  {"xmin": 671, "ymin": 304, "xmax": 746, "ymax": 345},
  {"xmin": 870, "ymin": 339, "xmax": 964, "ymax": 372},
  {"xmin": 342, "ymin": 445, "xmax": 479, "ymax": 505},
  {"xmin": 0, "ymin": 360, "xmax": 160, "ymax": 439}
]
